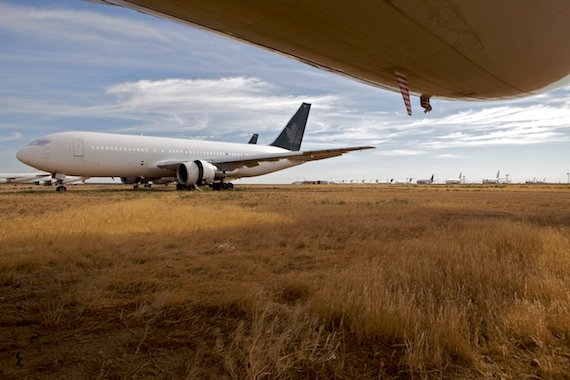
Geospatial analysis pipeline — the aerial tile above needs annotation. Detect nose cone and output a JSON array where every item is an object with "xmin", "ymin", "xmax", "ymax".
[
  {"xmin": 17, "ymin": 138, "xmax": 53, "ymax": 170},
  {"xmin": 16, "ymin": 147, "xmax": 28, "ymax": 164},
  {"xmin": 16, "ymin": 146, "xmax": 38, "ymax": 168}
]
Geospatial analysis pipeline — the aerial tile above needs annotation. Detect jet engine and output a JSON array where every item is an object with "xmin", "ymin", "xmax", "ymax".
[{"xmin": 177, "ymin": 160, "xmax": 220, "ymax": 186}]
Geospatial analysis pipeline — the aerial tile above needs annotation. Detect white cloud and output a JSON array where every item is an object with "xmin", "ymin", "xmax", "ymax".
[
  {"xmin": 0, "ymin": 75, "xmax": 345, "ymax": 141},
  {"xmin": 374, "ymin": 149, "xmax": 427, "ymax": 156},
  {"xmin": 108, "ymin": 77, "xmax": 283, "ymax": 110},
  {"xmin": 0, "ymin": 132, "xmax": 22, "ymax": 143},
  {"xmin": 435, "ymin": 153, "xmax": 463, "ymax": 159},
  {"xmin": 0, "ymin": 3, "xmax": 183, "ymax": 48},
  {"xmin": 396, "ymin": 101, "xmax": 570, "ymax": 149},
  {"xmin": 105, "ymin": 77, "xmax": 342, "ymax": 135}
]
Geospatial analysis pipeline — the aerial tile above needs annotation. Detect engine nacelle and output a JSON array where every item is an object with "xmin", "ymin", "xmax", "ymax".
[{"xmin": 177, "ymin": 160, "xmax": 219, "ymax": 186}]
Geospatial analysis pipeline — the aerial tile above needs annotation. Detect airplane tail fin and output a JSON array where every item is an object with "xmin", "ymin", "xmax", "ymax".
[
  {"xmin": 430, "ymin": 174, "xmax": 434, "ymax": 183},
  {"xmin": 496, "ymin": 170, "xmax": 500, "ymax": 179},
  {"xmin": 248, "ymin": 133, "xmax": 259, "ymax": 144},
  {"xmin": 270, "ymin": 103, "xmax": 311, "ymax": 151}
]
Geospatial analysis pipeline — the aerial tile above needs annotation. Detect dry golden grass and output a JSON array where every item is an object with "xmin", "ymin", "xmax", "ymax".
[{"xmin": 0, "ymin": 183, "xmax": 569, "ymax": 378}]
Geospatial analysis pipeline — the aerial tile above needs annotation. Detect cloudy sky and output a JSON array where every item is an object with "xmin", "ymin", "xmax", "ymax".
[{"xmin": 1, "ymin": 1, "xmax": 569, "ymax": 184}]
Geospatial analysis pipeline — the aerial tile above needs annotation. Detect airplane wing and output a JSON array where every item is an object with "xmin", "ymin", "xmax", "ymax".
[
  {"xmin": 0, "ymin": 173, "xmax": 90, "ymax": 185},
  {"xmin": 100, "ymin": 0, "xmax": 570, "ymax": 110},
  {"xmin": 156, "ymin": 146, "xmax": 374, "ymax": 172},
  {"xmin": 0, "ymin": 173, "xmax": 51, "ymax": 184},
  {"xmin": 60, "ymin": 176, "xmax": 90, "ymax": 185},
  {"xmin": 213, "ymin": 146, "xmax": 374, "ymax": 171}
]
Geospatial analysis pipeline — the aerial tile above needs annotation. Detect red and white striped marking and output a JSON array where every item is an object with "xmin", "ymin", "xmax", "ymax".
[{"xmin": 395, "ymin": 71, "xmax": 412, "ymax": 116}]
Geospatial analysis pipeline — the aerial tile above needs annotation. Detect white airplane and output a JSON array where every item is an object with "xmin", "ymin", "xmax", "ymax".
[
  {"xmin": 97, "ymin": 1, "xmax": 570, "ymax": 115},
  {"xmin": 445, "ymin": 172, "xmax": 463, "ymax": 184},
  {"xmin": 15, "ymin": 103, "xmax": 373, "ymax": 192},
  {"xmin": 389, "ymin": 178, "xmax": 413, "ymax": 185},
  {"xmin": 482, "ymin": 171, "xmax": 501, "ymax": 184},
  {"xmin": 416, "ymin": 174, "xmax": 434, "ymax": 185}
]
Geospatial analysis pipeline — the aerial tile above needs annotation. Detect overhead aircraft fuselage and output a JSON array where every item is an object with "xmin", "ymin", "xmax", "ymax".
[{"xmin": 102, "ymin": 1, "xmax": 570, "ymax": 100}]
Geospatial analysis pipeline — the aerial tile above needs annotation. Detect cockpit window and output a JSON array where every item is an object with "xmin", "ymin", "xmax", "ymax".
[{"xmin": 28, "ymin": 140, "xmax": 51, "ymax": 147}]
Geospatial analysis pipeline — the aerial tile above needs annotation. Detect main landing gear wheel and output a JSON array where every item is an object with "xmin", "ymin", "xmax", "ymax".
[
  {"xmin": 133, "ymin": 182, "xmax": 153, "ymax": 190},
  {"xmin": 212, "ymin": 182, "xmax": 234, "ymax": 191},
  {"xmin": 56, "ymin": 185, "xmax": 66, "ymax": 193}
]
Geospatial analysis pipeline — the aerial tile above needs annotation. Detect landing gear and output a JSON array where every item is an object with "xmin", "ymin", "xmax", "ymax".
[
  {"xmin": 133, "ymin": 181, "xmax": 153, "ymax": 190},
  {"xmin": 175, "ymin": 184, "xmax": 197, "ymax": 191},
  {"xmin": 175, "ymin": 182, "xmax": 234, "ymax": 191},
  {"xmin": 212, "ymin": 182, "xmax": 234, "ymax": 191},
  {"xmin": 52, "ymin": 173, "xmax": 67, "ymax": 192}
]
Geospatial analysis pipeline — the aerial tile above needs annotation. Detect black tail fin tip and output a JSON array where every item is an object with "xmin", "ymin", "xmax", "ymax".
[{"xmin": 270, "ymin": 103, "xmax": 311, "ymax": 151}]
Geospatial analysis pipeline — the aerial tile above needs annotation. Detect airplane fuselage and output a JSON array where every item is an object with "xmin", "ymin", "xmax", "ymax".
[{"xmin": 16, "ymin": 131, "xmax": 298, "ymax": 180}]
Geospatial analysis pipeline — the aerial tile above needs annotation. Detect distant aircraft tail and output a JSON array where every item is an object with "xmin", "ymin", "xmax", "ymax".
[
  {"xmin": 496, "ymin": 170, "xmax": 500, "ymax": 179},
  {"xmin": 430, "ymin": 174, "xmax": 434, "ymax": 183},
  {"xmin": 248, "ymin": 133, "xmax": 259, "ymax": 144},
  {"xmin": 270, "ymin": 103, "xmax": 311, "ymax": 151}
]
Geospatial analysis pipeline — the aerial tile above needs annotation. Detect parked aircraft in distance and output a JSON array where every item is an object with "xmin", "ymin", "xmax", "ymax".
[
  {"xmin": 100, "ymin": 1, "xmax": 570, "ymax": 115},
  {"xmin": 417, "ymin": 174, "xmax": 434, "ymax": 185},
  {"xmin": 16, "ymin": 103, "xmax": 373, "ymax": 192},
  {"xmin": 525, "ymin": 177, "xmax": 546, "ymax": 184},
  {"xmin": 482, "ymin": 171, "xmax": 501, "ymax": 184},
  {"xmin": 445, "ymin": 172, "xmax": 463, "ymax": 184},
  {"xmin": 390, "ymin": 178, "xmax": 413, "ymax": 185}
]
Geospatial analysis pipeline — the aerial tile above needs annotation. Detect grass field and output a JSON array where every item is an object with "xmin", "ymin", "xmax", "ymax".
[{"xmin": 1, "ymin": 183, "xmax": 569, "ymax": 378}]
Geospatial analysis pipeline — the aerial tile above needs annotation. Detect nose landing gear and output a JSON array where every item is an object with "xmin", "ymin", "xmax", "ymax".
[{"xmin": 52, "ymin": 173, "xmax": 67, "ymax": 192}]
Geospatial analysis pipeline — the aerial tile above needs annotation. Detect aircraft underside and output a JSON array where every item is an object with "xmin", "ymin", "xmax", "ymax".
[{"xmin": 103, "ymin": 0, "xmax": 570, "ymax": 115}]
